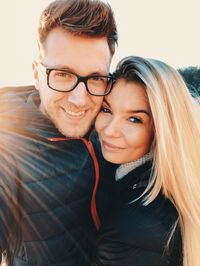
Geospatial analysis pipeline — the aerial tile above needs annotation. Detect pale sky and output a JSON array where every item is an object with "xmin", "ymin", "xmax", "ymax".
[{"xmin": 0, "ymin": 0, "xmax": 199, "ymax": 87}]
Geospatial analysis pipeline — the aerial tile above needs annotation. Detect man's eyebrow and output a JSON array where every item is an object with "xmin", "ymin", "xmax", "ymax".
[
  {"xmin": 89, "ymin": 72, "xmax": 109, "ymax": 76},
  {"xmin": 43, "ymin": 64, "xmax": 108, "ymax": 76},
  {"xmin": 43, "ymin": 64, "xmax": 73, "ymax": 71}
]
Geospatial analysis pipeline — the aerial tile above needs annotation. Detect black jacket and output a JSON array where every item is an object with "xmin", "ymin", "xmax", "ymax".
[
  {"xmin": 94, "ymin": 161, "xmax": 183, "ymax": 266},
  {"xmin": 0, "ymin": 86, "xmax": 100, "ymax": 266}
]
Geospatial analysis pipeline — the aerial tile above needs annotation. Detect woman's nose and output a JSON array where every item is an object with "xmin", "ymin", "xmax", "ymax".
[{"xmin": 103, "ymin": 118, "xmax": 121, "ymax": 138}]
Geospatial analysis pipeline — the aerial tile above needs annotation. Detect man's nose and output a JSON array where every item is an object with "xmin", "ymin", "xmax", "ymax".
[{"xmin": 67, "ymin": 82, "xmax": 88, "ymax": 107}]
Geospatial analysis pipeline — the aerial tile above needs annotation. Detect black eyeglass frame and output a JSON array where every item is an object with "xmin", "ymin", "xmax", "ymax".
[{"xmin": 42, "ymin": 65, "xmax": 115, "ymax": 96}]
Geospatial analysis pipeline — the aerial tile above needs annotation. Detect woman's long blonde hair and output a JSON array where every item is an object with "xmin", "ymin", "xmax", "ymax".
[{"xmin": 113, "ymin": 56, "xmax": 200, "ymax": 266}]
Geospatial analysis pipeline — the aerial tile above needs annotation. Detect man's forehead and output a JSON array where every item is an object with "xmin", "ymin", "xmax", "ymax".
[{"xmin": 37, "ymin": 28, "xmax": 111, "ymax": 74}]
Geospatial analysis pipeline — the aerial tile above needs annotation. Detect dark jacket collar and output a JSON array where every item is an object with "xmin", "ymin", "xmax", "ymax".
[{"xmin": 113, "ymin": 161, "xmax": 152, "ymax": 204}]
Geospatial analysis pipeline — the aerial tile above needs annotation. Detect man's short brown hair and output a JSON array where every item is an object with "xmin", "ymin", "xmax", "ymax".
[{"xmin": 38, "ymin": 0, "xmax": 118, "ymax": 55}]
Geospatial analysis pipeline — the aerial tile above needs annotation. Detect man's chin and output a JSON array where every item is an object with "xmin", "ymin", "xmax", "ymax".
[{"xmin": 57, "ymin": 125, "xmax": 91, "ymax": 138}]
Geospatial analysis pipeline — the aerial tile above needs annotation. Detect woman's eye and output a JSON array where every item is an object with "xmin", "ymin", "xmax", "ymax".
[
  {"xmin": 101, "ymin": 106, "xmax": 111, "ymax": 113},
  {"xmin": 129, "ymin": 117, "xmax": 142, "ymax": 123}
]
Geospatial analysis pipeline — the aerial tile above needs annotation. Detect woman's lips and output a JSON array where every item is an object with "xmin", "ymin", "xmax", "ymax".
[{"xmin": 102, "ymin": 140, "xmax": 124, "ymax": 152}]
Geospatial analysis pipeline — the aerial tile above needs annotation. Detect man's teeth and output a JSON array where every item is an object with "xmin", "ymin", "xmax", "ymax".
[{"xmin": 65, "ymin": 110, "xmax": 85, "ymax": 117}]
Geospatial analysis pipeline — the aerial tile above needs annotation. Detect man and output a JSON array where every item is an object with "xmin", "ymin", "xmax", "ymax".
[{"xmin": 0, "ymin": 0, "xmax": 117, "ymax": 265}]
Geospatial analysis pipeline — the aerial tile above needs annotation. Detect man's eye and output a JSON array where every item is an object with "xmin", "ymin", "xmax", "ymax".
[
  {"xmin": 54, "ymin": 71, "xmax": 74, "ymax": 79},
  {"xmin": 57, "ymin": 72, "xmax": 68, "ymax": 77},
  {"xmin": 89, "ymin": 76, "xmax": 108, "ymax": 85},
  {"xmin": 91, "ymin": 76, "xmax": 103, "ymax": 81},
  {"xmin": 129, "ymin": 117, "xmax": 142, "ymax": 123}
]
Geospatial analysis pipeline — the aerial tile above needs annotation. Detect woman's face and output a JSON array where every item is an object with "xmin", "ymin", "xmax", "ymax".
[{"xmin": 95, "ymin": 79, "xmax": 154, "ymax": 164}]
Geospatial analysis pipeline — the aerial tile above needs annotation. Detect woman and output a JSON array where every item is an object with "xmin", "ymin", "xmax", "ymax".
[{"xmin": 93, "ymin": 56, "xmax": 200, "ymax": 266}]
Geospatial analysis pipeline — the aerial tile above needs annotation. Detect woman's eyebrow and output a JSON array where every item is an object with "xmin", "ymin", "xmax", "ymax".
[
  {"xmin": 103, "ymin": 98, "xmax": 151, "ymax": 116},
  {"xmin": 127, "ymin": 109, "xmax": 151, "ymax": 116},
  {"xmin": 103, "ymin": 98, "xmax": 111, "ymax": 107}
]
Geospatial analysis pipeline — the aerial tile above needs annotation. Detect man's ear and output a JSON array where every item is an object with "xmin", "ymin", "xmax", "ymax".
[{"xmin": 32, "ymin": 60, "xmax": 40, "ymax": 91}]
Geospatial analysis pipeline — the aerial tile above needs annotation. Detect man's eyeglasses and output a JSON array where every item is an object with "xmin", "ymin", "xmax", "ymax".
[{"xmin": 39, "ymin": 63, "xmax": 114, "ymax": 96}]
